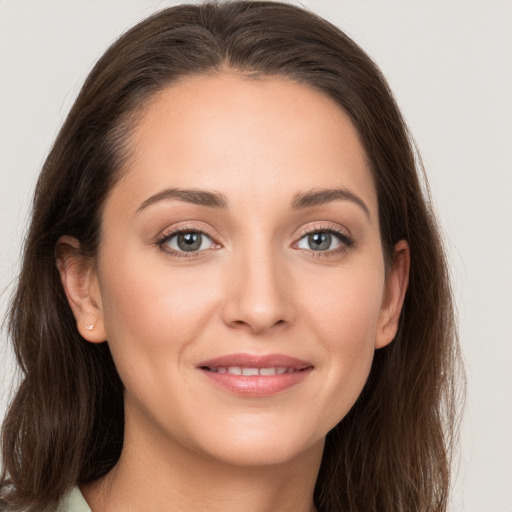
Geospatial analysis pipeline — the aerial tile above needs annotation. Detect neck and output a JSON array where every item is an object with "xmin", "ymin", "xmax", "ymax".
[{"xmin": 82, "ymin": 407, "xmax": 323, "ymax": 512}]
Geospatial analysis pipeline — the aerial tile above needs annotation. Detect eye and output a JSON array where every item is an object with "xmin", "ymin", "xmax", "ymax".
[
  {"xmin": 159, "ymin": 230, "xmax": 217, "ymax": 253},
  {"xmin": 295, "ymin": 229, "xmax": 353, "ymax": 252}
]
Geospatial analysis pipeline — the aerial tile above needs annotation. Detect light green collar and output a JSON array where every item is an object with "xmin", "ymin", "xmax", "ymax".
[{"xmin": 56, "ymin": 486, "xmax": 91, "ymax": 512}]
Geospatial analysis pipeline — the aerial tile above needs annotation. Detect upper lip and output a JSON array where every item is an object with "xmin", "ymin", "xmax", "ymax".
[{"xmin": 197, "ymin": 353, "xmax": 313, "ymax": 370}]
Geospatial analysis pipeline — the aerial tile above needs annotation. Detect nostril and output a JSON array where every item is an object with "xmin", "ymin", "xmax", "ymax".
[{"xmin": 227, "ymin": 317, "xmax": 288, "ymax": 334}]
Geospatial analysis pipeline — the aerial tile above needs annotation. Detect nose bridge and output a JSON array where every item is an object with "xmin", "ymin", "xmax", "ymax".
[{"xmin": 223, "ymin": 231, "xmax": 293, "ymax": 333}]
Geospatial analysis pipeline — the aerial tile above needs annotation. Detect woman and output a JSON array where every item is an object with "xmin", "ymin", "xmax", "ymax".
[{"xmin": 0, "ymin": 1, "xmax": 461, "ymax": 511}]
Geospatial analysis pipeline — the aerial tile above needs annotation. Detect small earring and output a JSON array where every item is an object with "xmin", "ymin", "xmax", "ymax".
[{"xmin": 85, "ymin": 324, "xmax": 95, "ymax": 331}]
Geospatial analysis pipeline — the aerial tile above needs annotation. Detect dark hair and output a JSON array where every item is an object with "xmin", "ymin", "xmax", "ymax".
[{"xmin": 1, "ymin": 2, "xmax": 462, "ymax": 511}]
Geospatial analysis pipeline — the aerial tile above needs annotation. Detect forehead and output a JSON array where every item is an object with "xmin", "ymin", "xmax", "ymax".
[{"xmin": 112, "ymin": 72, "xmax": 377, "ymax": 216}]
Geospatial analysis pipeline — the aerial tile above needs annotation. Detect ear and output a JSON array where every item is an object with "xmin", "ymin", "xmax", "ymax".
[
  {"xmin": 55, "ymin": 236, "xmax": 106, "ymax": 343},
  {"xmin": 375, "ymin": 239, "xmax": 410, "ymax": 349}
]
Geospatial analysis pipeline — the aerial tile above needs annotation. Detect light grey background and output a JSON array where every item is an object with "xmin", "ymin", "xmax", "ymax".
[{"xmin": 1, "ymin": 1, "xmax": 511, "ymax": 511}]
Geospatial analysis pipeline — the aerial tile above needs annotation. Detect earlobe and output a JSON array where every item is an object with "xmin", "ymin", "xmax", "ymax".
[
  {"xmin": 375, "ymin": 239, "xmax": 410, "ymax": 349},
  {"xmin": 55, "ymin": 236, "xmax": 106, "ymax": 343}
]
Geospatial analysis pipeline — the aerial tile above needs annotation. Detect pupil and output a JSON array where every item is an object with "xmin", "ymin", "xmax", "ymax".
[
  {"xmin": 309, "ymin": 232, "xmax": 331, "ymax": 251},
  {"xmin": 178, "ymin": 232, "xmax": 202, "ymax": 251}
]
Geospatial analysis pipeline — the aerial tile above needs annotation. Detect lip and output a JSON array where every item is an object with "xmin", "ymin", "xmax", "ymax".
[{"xmin": 197, "ymin": 353, "xmax": 314, "ymax": 396}]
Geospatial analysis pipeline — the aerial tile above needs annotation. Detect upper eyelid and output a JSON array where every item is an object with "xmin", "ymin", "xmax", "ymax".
[
  {"xmin": 295, "ymin": 222, "xmax": 352, "ymax": 239},
  {"xmin": 158, "ymin": 222, "xmax": 349, "ymax": 237},
  {"xmin": 157, "ymin": 224, "xmax": 219, "ymax": 242},
  {"xmin": 162, "ymin": 229, "xmax": 215, "ymax": 242}
]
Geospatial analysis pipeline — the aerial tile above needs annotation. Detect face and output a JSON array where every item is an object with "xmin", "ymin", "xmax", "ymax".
[{"xmin": 62, "ymin": 72, "xmax": 407, "ymax": 468}]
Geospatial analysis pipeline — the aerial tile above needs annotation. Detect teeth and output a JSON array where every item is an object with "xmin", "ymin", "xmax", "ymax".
[
  {"xmin": 259, "ymin": 367, "xmax": 277, "ymax": 376},
  {"xmin": 242, "ymin": 367, "xmax": 259, "ymax": 376},
  {"xmin": 210, "ymin": 366, "xmax": 297, "ymax": 376}
]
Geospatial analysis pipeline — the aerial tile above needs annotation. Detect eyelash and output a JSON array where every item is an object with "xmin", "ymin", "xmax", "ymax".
[{"xmin": 155, "ymin": 224, "xmax": 355, "ymax": 260}]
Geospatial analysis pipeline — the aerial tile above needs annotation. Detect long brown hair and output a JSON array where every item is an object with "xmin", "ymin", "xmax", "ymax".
[{"xmin": 1, "ymin": 2, "xmax": 462, "ymax": 511}]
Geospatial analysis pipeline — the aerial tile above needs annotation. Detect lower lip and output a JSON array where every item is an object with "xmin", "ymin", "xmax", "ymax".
[{"xmin": 199, "ymin": 368, "xmax": 313, "ymax": 396}]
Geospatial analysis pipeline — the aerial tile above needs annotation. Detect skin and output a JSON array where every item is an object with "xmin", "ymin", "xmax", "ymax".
[{"xmin": 58, "ymin": 72, "xmax": 409, "ymax": 512}]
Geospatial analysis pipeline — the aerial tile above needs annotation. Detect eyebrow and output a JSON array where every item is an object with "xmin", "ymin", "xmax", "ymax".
[
  {"xmin": 291, "ymin": 188, "xmax": 370, "ymax": 218},
  {"xmin": 136, "ymin": 186, "xmax": 370, "ymax": 218},
  {"xmin": 136, "ymin": 188, "xmax": 228, "ymax": 214}
]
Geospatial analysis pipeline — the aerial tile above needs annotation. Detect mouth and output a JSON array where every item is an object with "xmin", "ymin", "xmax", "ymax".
[
  {"xmin": 202, "ymin": 366, "xmax": 308, "ymax": 375},
  {"xmin": 196, "ymin": 353, "xmax": 314, "ymax": 396}
]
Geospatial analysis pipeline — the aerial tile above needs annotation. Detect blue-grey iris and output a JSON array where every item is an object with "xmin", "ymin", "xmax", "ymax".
[
  {"xmin": 177, "ymin": 232, "xmax": 202, "ymax": 251},
  {"xmin": 308, "ymin": 232, "xmax": 331, "ymax": 251}
]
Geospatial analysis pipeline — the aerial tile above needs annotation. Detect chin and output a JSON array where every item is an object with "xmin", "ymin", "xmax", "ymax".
[{"xmin": 188, "ymin": 416, "xmax": 326, "ymax": 468}]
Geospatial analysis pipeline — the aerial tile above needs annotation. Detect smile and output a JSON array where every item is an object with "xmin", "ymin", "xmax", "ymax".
[
  {"xmin": 205, "ymin": 366, "xmax": 302, "ymax": 375},
  {"xmin": 197, "ymin": 354, "xmax": 314, "ymax": 396}
]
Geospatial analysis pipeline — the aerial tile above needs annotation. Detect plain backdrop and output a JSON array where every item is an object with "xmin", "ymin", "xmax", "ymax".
[{"xmin": 1, "ymin": 1, "xmax": 511, "ymax": 511}]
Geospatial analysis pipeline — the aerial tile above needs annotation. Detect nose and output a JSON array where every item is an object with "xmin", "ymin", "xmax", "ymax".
[{"xmin": 222, "ymin": 243, "xmax": 295, "ymax": 335}]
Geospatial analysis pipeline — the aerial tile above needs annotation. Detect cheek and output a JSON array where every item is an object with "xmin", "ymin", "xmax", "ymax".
[
  {"xmin": 97, "ymin": 252, "xmax": 221, "ymax": 364},
  {"xmin": 297, "ymin": 262, "xmax": 385, "ymax": 416},
  {"xmin": 303, "ymin": 261, "xmax": 385, "ymax": 344}
]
